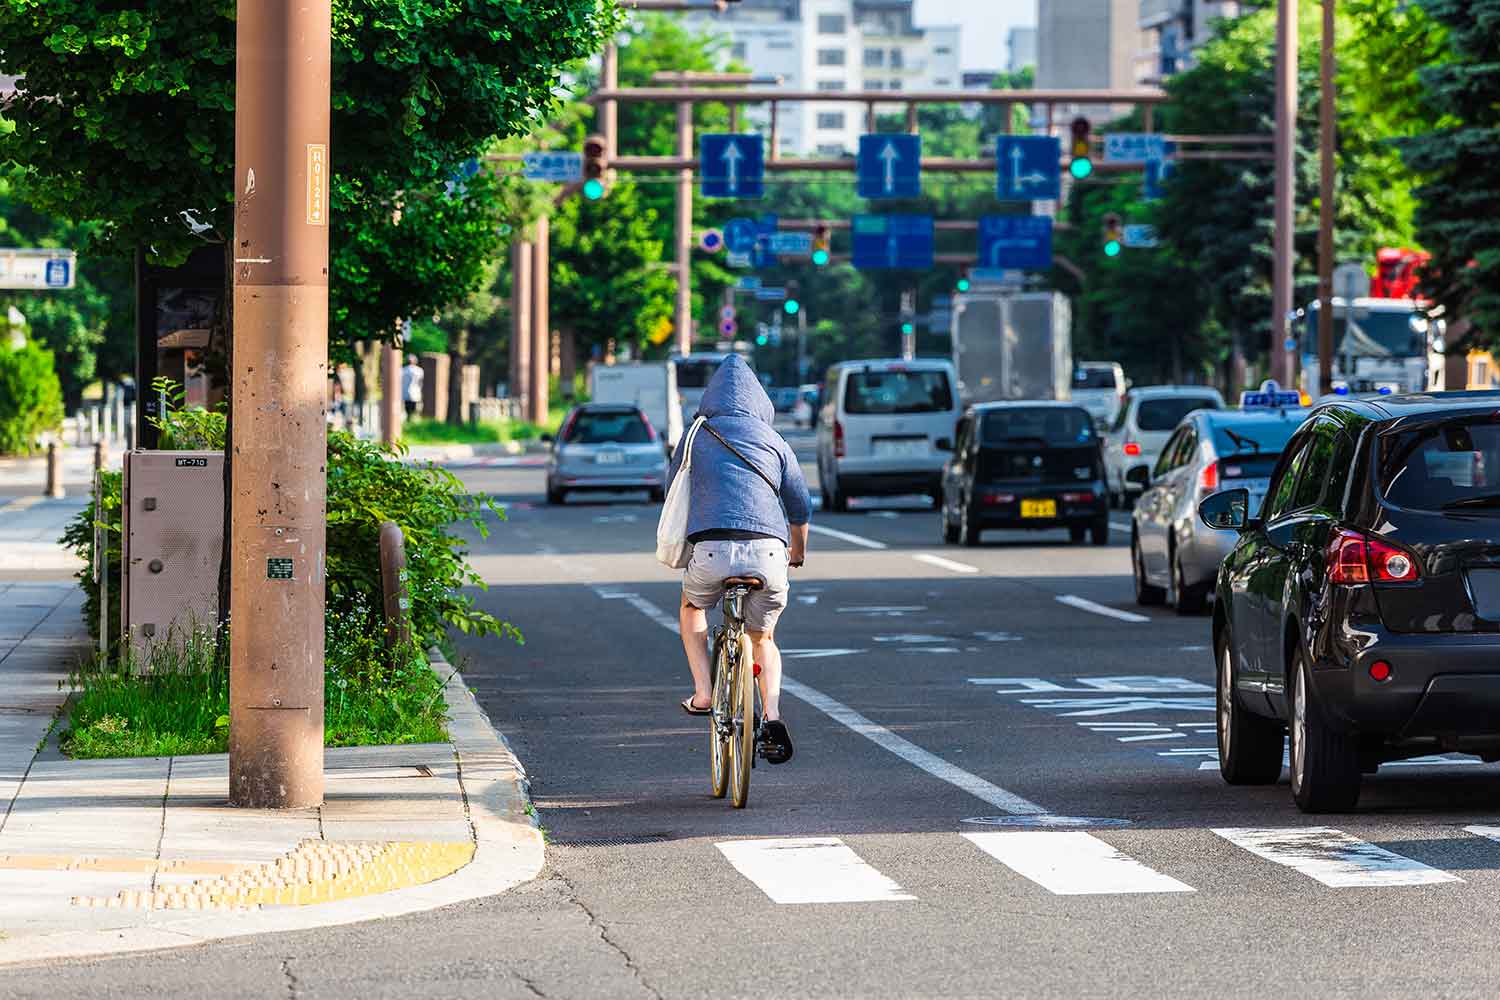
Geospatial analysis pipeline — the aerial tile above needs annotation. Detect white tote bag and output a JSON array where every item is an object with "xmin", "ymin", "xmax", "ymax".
[{"xmin": 656, "ymin": 416, "xmax": 706, "ymax": 569}]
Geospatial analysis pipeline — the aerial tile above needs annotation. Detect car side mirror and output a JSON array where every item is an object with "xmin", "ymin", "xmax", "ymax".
[
  {"xmin": 935, "ymin": 437, "xmax": 953, "ymax": 452},
  {"xmin": 1125, "ymin": 465, "xmax": 1152, "ymax": 490},
  {"xmin": 540, "ymin": 433, "xmax": 555, "ymax": 445},
  {"xmin": 1199, "ymin": 487, "xmax": 1251, "ymax": 531}
]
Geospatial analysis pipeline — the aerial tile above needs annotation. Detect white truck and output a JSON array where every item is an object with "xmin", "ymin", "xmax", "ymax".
[
  {"xmin": 1297, "ymin": 297, "xmax": 1441, "ymax": 396},
  {"xmin": 950, "ymin": 290, "xmax": 1073, "ymax": 404},
  {"xmin": 588, "ymin": 361, "xmax": 684, "ymax": 449}
]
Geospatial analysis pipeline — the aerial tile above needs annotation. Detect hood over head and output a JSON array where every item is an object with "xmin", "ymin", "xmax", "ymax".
[{"xmin": 697, "ymin": 355, "xmax": 774, "ymax": 424}]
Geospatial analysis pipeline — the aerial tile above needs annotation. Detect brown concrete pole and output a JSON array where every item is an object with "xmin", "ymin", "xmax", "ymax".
[
  {"xmin": 602, "ymin": 42, "xmax": 619, "ymax": 160},
  {"xmin": 512, "ymin": 239, "xmax": 533, "ymax": 417},
  {"xmin": 675, "ymin": 100, "xmax": 694, "ymax": 356},
  {"xmin": 530, "ymin": 216, "xmax": 550, "ymax": 426},
  {"xmin": 380, "ymin": 341, "xmax": 402, "ymax": 446},
  {"xmin": 378, "ymin": 521, "xmax": 411, "ymax": 657},
  {"xmin": 1271, "ymin": 0, "xmax": 1298, "ymax": 386},
  {"xmin": 45, "ymin": 442, "xmax": 65, "ymax": 499},
  {"xmin": 229, "ymin": 0, "xmax": 330, "ymax": 810},
  {"xmin": 1317, "ymin": 0, "xmax": 1337, "ymax": 395}
]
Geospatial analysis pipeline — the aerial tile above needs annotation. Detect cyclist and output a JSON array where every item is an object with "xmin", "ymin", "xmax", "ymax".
[{"xmin": 667, "ymin": 356, "xmax": 811, "ymax": 764}]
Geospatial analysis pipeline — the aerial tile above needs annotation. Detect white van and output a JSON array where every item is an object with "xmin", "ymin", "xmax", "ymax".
[
  {"xmin": 815, "ymin": 359, "xmax": 961, "ymax": 512},
  {"xmin": 1071, "ymin": 362, "xmax": 1127, "ymax": 428},
  {"xmin": 1102, "ymin": 385, "xmax": 1225, "ymax": 507},
  {"xmin": 589, "ymin": 362, "xmax": 683, "ymax": 449}
]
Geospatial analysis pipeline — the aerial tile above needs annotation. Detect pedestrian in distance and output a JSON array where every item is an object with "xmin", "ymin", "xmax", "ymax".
[
  {"xmin": 401, "ymin": 354, "xmax": 423, "ymax": 418},
  {"xmin": 665, "ymin": 356, "xmax": 811, "ymax": 764}
]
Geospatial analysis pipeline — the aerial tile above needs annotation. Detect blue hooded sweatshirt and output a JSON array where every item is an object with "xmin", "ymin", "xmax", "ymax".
[{"xmin": 665, "ymin": 356, "xmax": 812, "ymax": 545}]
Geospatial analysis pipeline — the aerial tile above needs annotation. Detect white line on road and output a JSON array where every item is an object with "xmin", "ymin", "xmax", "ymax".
[
  {"xmin": 1110, "ymin": 519, "xmax": 1133, "ymax": 534},
  {"xmin": 807, "ymin": 524, "xmax": 888, "ymax": 550},
  {"xmin": 1055, "ymin": 594, "xmax": 1151, "ymax": 623},
  {"xmin": 592, "ymin": 588, "xmax": 680, "ymax": 633},
  {"xmin": 962, "ymin": 831, "xmax": 1195, "ymax": 896},
  {"xmin": 716, "ymin": 838, "xmax": 916, "ymax": 904},
  {"xmin": 1212, "ymin": 827, "xmax": 1462, "ymax": 888},
  {"xmin": 912, "ymin": 553, "xmax": 981, "ymax": 575}
]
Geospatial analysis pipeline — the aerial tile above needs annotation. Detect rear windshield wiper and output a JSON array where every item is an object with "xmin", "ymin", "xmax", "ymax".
[
  {"xmin": 1222, "ymin": 428, "xmax": 1261, "ymax": 453},
  {"xmin": 1440, "ymin": 493, "xmax": 1500, "ymax": 510},
  {"xmin": 987, "ymin": 435, "xmax": 1051, "ymax": 446}
]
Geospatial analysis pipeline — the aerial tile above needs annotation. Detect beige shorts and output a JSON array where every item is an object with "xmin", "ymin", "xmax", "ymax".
[{"xmin": 682, "ymin": 538, "xmax": 790, "ymax": 634}]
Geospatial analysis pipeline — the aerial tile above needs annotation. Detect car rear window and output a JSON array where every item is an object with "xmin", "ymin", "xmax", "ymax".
[
  {"xmin": 1073, "ymin": 369, "xmax": 1119, "ymax": 390},
  {"xmin": 1210, "ymin": 422, "xmax": 1301, "ymax": 461},
  {"xmin": 1136, "ymin": 396, "xmax": 1219, "ymax": 432},
  {"xmin": 844, "ymin": 370, "xmax": 953, "ymax": 415},
  {"xmin": 982, "ymin": 407, "xmax": 1095, "ymax": 447},
  {"xmin": 1379, "ymin": 417, "xmax": 1500, "ymax": 511},
  {"xmin": 564, "ymin": 410, "xmax": 652, "ymax": 445},
  {"xmin": 674, "ymin": 360, "xmax": 720, "ymax": 389}
]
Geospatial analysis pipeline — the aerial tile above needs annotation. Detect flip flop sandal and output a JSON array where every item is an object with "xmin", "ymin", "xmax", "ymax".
[
  {"xmin": 759, "ymin": 719, "xmax": 795, "ymax": 764},
  {"xmin": 680, "ymin": 696, "xmax": 713, "ymax": 716}
]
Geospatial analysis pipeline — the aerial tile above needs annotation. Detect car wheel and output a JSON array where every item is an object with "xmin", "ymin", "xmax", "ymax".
[
  {"xmin": 1069, "ymin": 525, "xmax": 1087, "ymax": 544},
  {"xmin": 1091, "ymin": 516, "xmax": 1110, "ymax": 546},
  {"xmin": 1132, "ymin": 534, "xmax": 1165, "ymax": 606},
  {"xmin": 1172, "ymin": 548, "xmax": 1208, "ymax": 614},
  {"xmin": 1289, "ymin": 648, "xmax": 1361, "ymax": 812},
  {"xmin": 649, "ymin": 486, "xmax": 665, "ymax": 504},
  {"xmin": 941, "ymin": 500, "xmax": 960, "ymax": 544},
  {"xmin": 958, "ymin": 498, "xmax": 981, "ymax": 547},
  {"xmin": 1216, "ymin": 633, "xmax": 1284, "ymax": 785},
  {"xmin": 546, "ymin": 484, "xmax": 566, "ymax": 505}
]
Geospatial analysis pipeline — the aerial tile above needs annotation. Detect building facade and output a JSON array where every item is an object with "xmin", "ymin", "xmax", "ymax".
[
  {"xmin": 1006, "ymin": 26, "xmax": 1037, "ymax": 73},
  {"xmin": 1035, "ymin": 0, "xmax": 1146, "ymax": 127},
  {"xmin": 1137, "ymin": 0, "xmax": 1241, "ymax": 83}
]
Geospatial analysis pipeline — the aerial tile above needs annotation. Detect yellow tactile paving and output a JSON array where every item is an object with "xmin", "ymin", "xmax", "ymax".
[{"xmin": 70, "ymin": 839, "xmax": 474, "ymax": 911}]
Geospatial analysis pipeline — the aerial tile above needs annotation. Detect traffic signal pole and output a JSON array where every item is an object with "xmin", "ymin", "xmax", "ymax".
[
  {"xmin": 675, "ymin": 100, "xmax": 694, "ymax": 355},
  {"xmin": 1317, "ymin": 0, "xmax": 1337, "ymax": 395},
  {"xmin": 1272, "ymin": 0, "xmax": 1298, "ymax": 386},
  {"xmin": 229, "ymin": 0, "xmax": 330, "ymax": 809},
  {"xmin": 530, "ymin": 216, "xmax": 550, "ymax": 425}
]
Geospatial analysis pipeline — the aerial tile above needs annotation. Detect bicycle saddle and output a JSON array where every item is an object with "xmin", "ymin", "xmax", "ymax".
[{"xmin": 721, "ymin": 576, "xmax": 765, "ymax": 590}]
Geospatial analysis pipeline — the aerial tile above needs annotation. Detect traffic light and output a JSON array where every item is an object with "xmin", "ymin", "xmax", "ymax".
[
  {"xmin": 900, "ymin": 321, "xmax": 915, "ymax": 336},
  {"xmin": 784, "ymin": 299, "xmax": 800, "ymax": 316},
  {"xmin": 755, "ymin": 333, "xmax": 769, "ymax": 346},
  {"xmin": 1069, "ymin": 117, "xmax": 1093, "ymax": 180},
  {"xmin": 1101, "ymin": 212, "xmax": 1123, "ymax": 258},
  {"xmin": 582, "ymin": 134, "xmax": 608, "ymax": 200},
  {"xmin": 811, "ymin": 223, "xmax": 831, "ymax": 267},
  {"xmin": 956, "ymin": 268, "xmax": 970, "ymax": 293}
]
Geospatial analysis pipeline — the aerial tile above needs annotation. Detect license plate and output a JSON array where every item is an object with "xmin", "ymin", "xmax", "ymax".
[
  {"xmin": 1020, "ymin": 499, "xmax": 1057, "ymax": 518},
  {"xmin": 873, "ymin": 438, "xmax": 927, "ymax": 459},
  {"xmin": 1467, "ymin": 569, "xmax": 1500, "ymax": 619},
  {"xmin": 595, "ymin": 451, "xmax": 624, "ymax": 464}
]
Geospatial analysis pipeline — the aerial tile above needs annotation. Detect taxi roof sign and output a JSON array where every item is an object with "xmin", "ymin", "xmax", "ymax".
[{"xmin": 1241, "ymin": 379, "xmax": 1302, "ymax": 409}]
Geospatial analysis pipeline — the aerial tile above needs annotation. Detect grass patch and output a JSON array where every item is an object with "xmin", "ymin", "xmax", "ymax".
[{"xmin": 400, "ymin": 414, "xmax": 559, "ymax": 446}]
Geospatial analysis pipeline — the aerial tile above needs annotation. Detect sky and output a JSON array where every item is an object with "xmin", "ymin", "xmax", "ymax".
[{"xmin": 913, "ymin": 0, "xmax": 1035, "ymax": 73}]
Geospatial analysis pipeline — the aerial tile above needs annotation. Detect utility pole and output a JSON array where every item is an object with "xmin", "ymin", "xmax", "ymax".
[
  {"xmin": 675, "ymin": 100, "xmax": 694, "ymax": 356},
  {"xmin": 229, "ymin": 0, "xmax": 330, "ymax": 809},
  {"xmin": 381, "ymin": 342, "xmax": 401, "ymax": 446},
  {"xmin": 1317, "ymin": 0, "xmax": 1337, "ymax": 396},
  {"xmin": 530, "ymin": 216, "xmax": 550, "ymax": 426},
  {"xmin": 512, "ymin": 238, "xmax": 533, "ymax": 417},
  {"xmin": 1272, "ymin": 0, "xmax": 1298, "ymax": 386}
]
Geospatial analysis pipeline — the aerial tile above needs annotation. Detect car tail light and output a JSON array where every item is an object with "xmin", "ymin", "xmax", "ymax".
[
  {"xmin": 1369, "ymin": 660, "xmax": 1392, "ymax": 683},
  {"xmin": 1123, "ymin": 442, "xmax": 1141, "ymax": 456},
  {"xmin": 1326, "ymin": 529, "xmax": 1422, "ymax": 585},
  {"xmin": 834, "ymin": 419, "xmax": 846, "ymax": 458},
  {"xmin": 981, "ymin": 491, "xmax": 1016, "ymax": 506},
  {"xmin": 1199, "ymin": 461, "xmax": 1219, "ymax": 491},
  {"xmin": 1061, "ymin": 491, "xmax": 1095, "ymax": 503}
]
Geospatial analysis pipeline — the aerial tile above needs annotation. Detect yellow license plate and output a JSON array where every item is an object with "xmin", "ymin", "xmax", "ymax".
[{"xmin": 1020, "ymin": 499, "xmax": 1057, "ymax": 518}]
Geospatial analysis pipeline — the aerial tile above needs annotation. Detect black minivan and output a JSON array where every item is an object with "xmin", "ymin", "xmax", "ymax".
[
  {"xmin": 940, "ymin": 401, "xmax": 1109, "ymax": 547},
  {"xmin": 1201, "ymin": 391, "xmax": 1500, "ymax": 811}
]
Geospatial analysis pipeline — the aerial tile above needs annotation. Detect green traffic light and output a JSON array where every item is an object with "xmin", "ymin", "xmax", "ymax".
[
  {"xmin": 784, "ymin": 299, "xmax": 800, "ymax": 316},
  {"xmin": 811, "ymin": 249, "xmax": 830, "ymax": 267},
  {"xmin": 900, "ymin": 322, "xmax": 915, "ymax": 336},
  {"xmin": 956, "ymin": 278, "xmax": 970, "ymax": 292},
  {"xmin": 1069, "ymin": 157, "xmax": 1094, "ymax": 180},
  {"xmin": 1104, "ymin": 239, "xmax": 1122, "ymax": 258},
  {"xmin": 582, "ymin": 178, "xmax": 605, "ymax": 200},
  {"xmin": 755, "ymin": 334, "xmax": 769, "ymax": 346}
]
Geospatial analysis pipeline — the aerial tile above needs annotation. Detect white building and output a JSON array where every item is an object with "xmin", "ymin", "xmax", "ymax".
[
  {"xmin": 1137, "ymin": 0, "xmax": 1241, "ymax": 83},
  {"xmin": 1007, "ymin": 26, "xmax": 1037, "ymax": 72},
  {"xmin": 1035, "ymin": 0, "xmax": 1145, "ymax": 127},
  {"xmin": 686, "ymin": 0, "xmax": 963, "ymax": 156}
]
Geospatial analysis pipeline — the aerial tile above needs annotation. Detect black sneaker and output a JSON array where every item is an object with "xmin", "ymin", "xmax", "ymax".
[{"xmin": 759, "ymin": 719, "xmax": 794, "ymax": 764}]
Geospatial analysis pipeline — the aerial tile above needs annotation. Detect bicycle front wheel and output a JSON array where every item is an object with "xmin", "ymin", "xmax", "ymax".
[
  {"xmin": 709, "ymin": 635, "xmax": 731, "ymax": 799},
  {"xmin": 728, "ymin": 634, "xmax": 755, "ymax": 808}
]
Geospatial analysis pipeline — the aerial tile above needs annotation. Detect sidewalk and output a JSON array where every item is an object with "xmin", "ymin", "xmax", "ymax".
[
  {"xmin": 0, "ymin": 568, "xmax": 541, "ymax": 966},
  {"xmin": 0, "ymin": 496, "xmax": 90, "ymax": 577}
]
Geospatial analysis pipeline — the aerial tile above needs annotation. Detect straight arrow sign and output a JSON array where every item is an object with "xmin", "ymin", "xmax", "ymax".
[
  {"xmin": 880, "ymin": 141, "xmax": 900, "ymax": 194},
  {"xmin": 722, "ymin": 140, "xmax": 743, "ymax": 194},
  {"xmin": 858, "ymin": 134, "xmax": 920, "ymax": 199},
  {"xmin": 701, "ymin": 134, "xmax": 765, "ymax": 199}
]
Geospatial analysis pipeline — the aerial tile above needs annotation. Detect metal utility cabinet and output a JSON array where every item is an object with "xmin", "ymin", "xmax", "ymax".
[
  {"xmin": 951, "ymin": 290, "xmax": 1073, "ymax": 404},
  {"xmin": 122, "ymin": 450, "xmax": 224, "ymax": 663}
]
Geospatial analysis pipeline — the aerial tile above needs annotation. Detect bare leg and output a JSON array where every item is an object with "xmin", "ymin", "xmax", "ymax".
[
  {"xmin": 680, "ymin": 599, "xmax": 712, "ymax": 709},
  {"xmin": 749, "ymin": 630, "xmax": 782, "ymax": 721}
]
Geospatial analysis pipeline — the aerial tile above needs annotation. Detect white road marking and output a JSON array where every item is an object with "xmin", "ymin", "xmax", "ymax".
[
  {"xmin": 1118, "ymin": 732, "xmax": 1186, "ymax": 742},
  {"xmin": 1055, "ymin": 595, "xmax": 1151, "ymax": 623},
  {"xmin": 796, "ymin": 594, "xmax": 820, "ymax": 605},
  {"xmin": 912, "ymin": 553, "xmax": 981, "ymax": 575},
  {"xmin": 599, "ymin": 586, "xmax": 1051, "ymax": 816},
  {"xmin": 1021, "ymin": 696, "xmax": 1214, "ymax": 717},
  {"xmin": 874, "ymin": 634, "xmax": 950, "ymax": 644},
  {"xmin": 968, "ymin": 676, "xmax": 1211, "ymax": 694},
  {"xmin": 1213, "ymin": 828, "xmax": 1461, "ymax": 888},
  {"xmin": 963, "ymin": 831, "xmax": 1195, "ymax": 896},
  {"xmin": 1463, "ymin": 825, "xmax": 1500, "ymax": 843},
  {"xmin": 972, "ymin": 631, "xmax": 1021, "ymax": 643},
  {"xmin": 836, "ymin": 606, "xmax": 926, "ymax": 615},
  {"xmin": 780, "ymin": 648, "xmax": 862, "ymax": 659},
  {"xmin": 1110, "ymin": 519, "xmax": 1133, "ymax": 532},
  {"xmin": 808, "ymin": 524, "xmax": 888, "ymax": 550},
  {"xmin": 716, "ymin": 838, "xmax": 915, "ymax": 905},
  {"xmin": 1384, "ymin": 755, "xmax": 1483, "ymax": 768}
]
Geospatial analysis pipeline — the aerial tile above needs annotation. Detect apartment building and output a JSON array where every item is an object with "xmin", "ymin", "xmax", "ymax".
[
  {"xmin": 1007, "ymin": 26, "xmax": 1037, "ymax": 72},
  {"xmin": 1034, "ymin": 0, "xmax": 1146, "ymax": 126},
  {"xmin": 1137, "ymin": 0, "xmax": 1241, "ymax": 83}
]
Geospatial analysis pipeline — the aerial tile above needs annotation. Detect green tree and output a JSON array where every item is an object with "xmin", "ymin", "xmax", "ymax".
[{"xmin": 0, "ymin": 332, "xmax": 65, "ymax": 456}]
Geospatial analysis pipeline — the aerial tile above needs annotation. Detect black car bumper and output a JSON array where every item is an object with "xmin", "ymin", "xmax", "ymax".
[
  {"xmin": 839, "ymin": 471, "xmax": 943, "ymax": 496},
  {"xmin": 972, "ymin": 491, "xmax": 1108, "ymax": 530}
]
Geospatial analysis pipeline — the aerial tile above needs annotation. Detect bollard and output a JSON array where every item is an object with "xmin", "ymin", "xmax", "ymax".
[
  {"xmin": 89, "ymin": 405, "xmax": 100, "ymax": 443},
  {"xmin": 45, "ymin": 442, "xmax": 65, "ymax": 499},
  {"xmin": 378, "ymin": 521, "xmax": 411, "ymax": 659},
  {"xmin": 93, "ymin": 439, "xmax": 106, "ymax": 474}
]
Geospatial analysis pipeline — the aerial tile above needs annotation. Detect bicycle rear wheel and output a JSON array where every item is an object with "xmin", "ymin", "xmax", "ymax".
[
  {"xmin": 728, "ymin": 634, "xmax": 755, "ymax": 808},
  {"xmin": 709, "ymin": 635, "xmax": 731, "ymax": 799}
]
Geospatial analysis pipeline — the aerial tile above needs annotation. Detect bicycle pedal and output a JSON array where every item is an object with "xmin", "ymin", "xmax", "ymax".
[{"xmin": 753, "ymin": 663, "xmax": 762, "ymax": 678}]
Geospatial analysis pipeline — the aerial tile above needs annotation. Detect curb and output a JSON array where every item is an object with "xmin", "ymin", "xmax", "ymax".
[{"xmin": 0, "ymin": 652, "xmax": 542, "ymax": 968}]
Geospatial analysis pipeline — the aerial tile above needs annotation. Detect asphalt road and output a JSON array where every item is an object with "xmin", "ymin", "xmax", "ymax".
[{"xmin": 12, "ymin": 429, "xmax": 1500, "ymax": 997}]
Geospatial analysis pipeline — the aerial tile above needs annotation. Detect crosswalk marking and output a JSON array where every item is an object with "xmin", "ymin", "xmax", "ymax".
[
  {"xmin": 1212, "ymin": 827, "xmax": 1462, "ymax": 888},
  {"xmin": 962, "ymin": 831, "xmax": 1195, "ymax": 896},
  {"xmin": 716, "ymin": 838, "xmax": 915, "ymax": 904}
]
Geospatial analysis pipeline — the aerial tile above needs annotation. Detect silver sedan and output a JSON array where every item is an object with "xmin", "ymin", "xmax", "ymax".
[
  {"xmin": 545, "ymin": 404, "xmax": 669, "ymax": 505},
  {"xmin": 1129, "ymin": 407, "xmax": 1307, "ymax": 613}
]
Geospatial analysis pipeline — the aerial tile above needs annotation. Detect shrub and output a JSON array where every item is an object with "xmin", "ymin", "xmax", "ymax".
[{"xmin": 0, "ymin": 335, "xmax": 64, "ymax": 456}]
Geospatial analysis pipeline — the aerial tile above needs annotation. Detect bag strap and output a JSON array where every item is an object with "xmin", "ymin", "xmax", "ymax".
[{"xmin": 701, "ymin": 420, "xmax": 781, "ymax": 497}]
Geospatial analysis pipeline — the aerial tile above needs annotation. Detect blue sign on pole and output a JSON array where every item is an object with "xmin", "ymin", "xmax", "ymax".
[
  {"xmin": 44, "ymin": 259, "xmax": 71, "ymax": 288},
  {"xmin": 857, "ymin": 134, "xmax": 921, "ymax": 199},
  {"xmin": 851, "ymin": 215, "xmax": 934, "ymax": 271},
  {"xmin": 995, "ymin": 136, "xmax": 1061, "ymax": 201},
  {"xmin": 751, "ymin": 214, "xmax": 778, "ymax": 267},
  {"xmin": 978, "ymin": 215, "xmax": 1053, "ymax": 271},
  {"xmin": 724, "ymin": 217, "xmax": 759, "ymax": 254},
  {"xmin": 700, "ymin": 134, "xmax": 765, "ymax": 198},
  {"xmin": 1142, "ymin": 155, "xmax": 1177, "ymax": 200}
]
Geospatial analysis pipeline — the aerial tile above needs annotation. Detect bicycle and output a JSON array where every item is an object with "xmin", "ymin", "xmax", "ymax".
[{"xmin": 708, "ymin": 576, "xmax": 764, "ymax": 808}]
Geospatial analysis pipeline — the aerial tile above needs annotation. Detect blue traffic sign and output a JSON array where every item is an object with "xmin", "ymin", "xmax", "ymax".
[
  {"xmin": 851, "ymin": 215, "xmax": 934, "ymax": 271},
  {"xmin": 700, "ymin": 134, "xmax": 764, "ymax": 199},
  {"xmin": 995, "ymin": 136, "xmax": 1060, "ymax": 201},
  {"xmin": 857, "ymin": 134, "xmax": 921, "ymax": 199},
  {"xmin": 724, "ymin": 217, "xmax": 759, "ymax": 254},
  {"xmin": 1142, "ymin": 155, "xmax": 1177, "ymax": 200},
  {"xmin": 978, "ymin": 215, "xmax": 1053, "ymax": 271},
  {"xmin": 44, "ymin": 259, "xmax": 71, "ymax": 288}
]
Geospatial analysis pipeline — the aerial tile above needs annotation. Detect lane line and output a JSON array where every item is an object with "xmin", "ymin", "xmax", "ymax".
[
  {"xmin": 716, "ymin": 838, "xmax": 916, "ymax": 904},
  {"xmin": 963, "ymin": 831, "xmax": 1194, "ymax": 896},
  {"xmin": 1055, "ymin": 594, "xmax": 1151, "ymax": 624},
  {"xmin": 1212, "ymin": 827, "xmax": 1461, "ymax": 888},
  {"xmin": 912, "ymin": 553, "xmax": 981, "ymax": 575},
  {"xmin": 807, "ymin": 524, "xmax": 888, "ymax": 550},
  {"xmin": 598, "ymin": 580, "xmax": 1050, "ymax": 816},
  {"xmin": 1109, "ymin": 519, "xmax": 1133, "ymax": 534}
]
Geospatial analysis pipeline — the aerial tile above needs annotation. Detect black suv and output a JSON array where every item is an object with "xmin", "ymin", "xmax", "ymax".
[
  {"xmin": 1200, "ymin": 392, "xmax": 1500, "ymax": 811},
  {"xmin": 939, "ymin": 401, "xmax": 1110, "ymax": 547}
]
